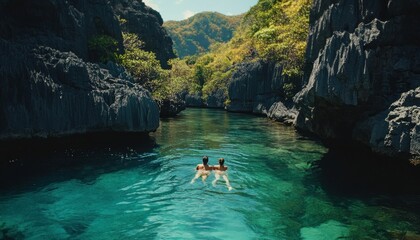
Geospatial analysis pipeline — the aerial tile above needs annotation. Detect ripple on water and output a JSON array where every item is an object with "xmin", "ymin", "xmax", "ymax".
[{"xmin": 0, "ymin": 109, "xmax": 420, "ymax": 240}]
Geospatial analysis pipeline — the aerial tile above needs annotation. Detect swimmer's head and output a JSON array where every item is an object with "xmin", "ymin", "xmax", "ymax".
[
  {"xmin": 219, "ymin": 158, "xmax": 225, "ymax": 165},
  {"xmin": 203, "ymin": 156, "xmax": 209, "ymax": 164}
]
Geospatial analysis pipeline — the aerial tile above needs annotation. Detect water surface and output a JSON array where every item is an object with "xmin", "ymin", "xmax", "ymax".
[{"xmin": 0, "ymin": 108, "xmax": 419, "ymax": 239}]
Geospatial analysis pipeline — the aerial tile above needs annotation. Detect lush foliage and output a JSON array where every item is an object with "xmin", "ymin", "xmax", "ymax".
[
  {"xmin": 117, "ymin": 0, "xmax": 311, "ymax": 104},
  {"xmin": 152, "ymin": 59, "xmax": 200, "ymax": 100},
  {"xmin": 164, "ymin": 12, "xmax": 242, "ymax": 58},
  {"xmin": 246, "ymin": 0, "xmax": 310, "ymax": 76},
  {"xmin": 184, "ymin": 0, "xmax": 311, "ymax": 102},
  {"xmin": 117, "ymin": 32, "xmax": 198, "ymax": 100},
  {"xmin": 118, "ymin": 32, "xmax": 164, "ymax": 85},
  {"xmin": 88, "ymin": 35, "xmax": 119, "ymax": 63}
]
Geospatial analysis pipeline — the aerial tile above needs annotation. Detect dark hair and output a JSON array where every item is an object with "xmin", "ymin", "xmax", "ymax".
[
  {"xmin": 203, "ymin": 156, "xmax": 209, "ymax": 164},
  {"xmin": 218, "ymin": 158, "xmax": 224, "ymax": 165}
]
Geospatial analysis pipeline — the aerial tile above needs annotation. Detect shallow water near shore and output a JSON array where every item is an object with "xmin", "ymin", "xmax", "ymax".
[{"xmin": 0, "ymin": 108, "xmax": 419, "ymax": 239}]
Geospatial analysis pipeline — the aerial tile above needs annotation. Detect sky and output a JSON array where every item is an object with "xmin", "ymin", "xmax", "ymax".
[{"xmin": 143, "ymin": 0, "xmax": 259, "ymax": 21}]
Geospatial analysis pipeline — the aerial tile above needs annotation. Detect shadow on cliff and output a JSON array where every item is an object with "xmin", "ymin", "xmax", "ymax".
[{"xmin": 0, "ymin": 133, "xmax": 159, "ymax": 193}]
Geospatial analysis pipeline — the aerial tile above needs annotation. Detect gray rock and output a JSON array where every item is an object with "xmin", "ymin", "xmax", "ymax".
[
  {"xmin": 268, "ymin": 102, "xmax": 298, "ymax": 125},
  {"xmin": 110, "ymin": 0, "xmax": 176, "ymax": 68},
  {"xmin": 0, "ymin": 45, "xmax": 159, "ymax": 139},
  {"xmin": 0, "ymin": 0, "xmax": 176, "ymax": 139},
  {"xmin": 354, "ymin": 87, "xmax": 420, "ymax": 157},
  {"xmin": 156, "ymin": 97, "xmax": 186, "ymax": 117},
  {"xmin": 227, "ymin": 60, "xmax": 286, "ymax": 114},
  {"xmin": 184, "ymin": 93, "xmax": 204, "ymax": 107},
  {"xmin": 206, "ymin": 89, "xmax": 226, "ymax": 108},
  {"xmin": 295, "ymin": 0, "xmax": 420, "ymax": 158},
  {"xmin": 0, "ymin": 0, "xmax": 123, "ymax": 60}
]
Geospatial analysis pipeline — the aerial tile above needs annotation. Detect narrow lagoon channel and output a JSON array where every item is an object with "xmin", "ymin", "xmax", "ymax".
[{"xmin": 0, "ymin": 108, "xmax": 419, "ymax": 239}]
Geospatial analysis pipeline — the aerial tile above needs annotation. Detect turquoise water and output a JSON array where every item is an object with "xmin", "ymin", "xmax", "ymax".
[{"xmin": 1, "ymin": 108, "xmax": 420, "ymax": 239}]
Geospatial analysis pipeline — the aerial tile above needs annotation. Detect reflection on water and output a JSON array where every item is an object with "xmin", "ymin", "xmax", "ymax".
[{"xmin": 0, "ymin": 108, "xmax": 419, "ymax": 240}]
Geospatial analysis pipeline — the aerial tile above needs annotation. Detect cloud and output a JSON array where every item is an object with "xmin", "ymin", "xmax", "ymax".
[
  {"xmin": 175, "ymin": 0, "xmax": 184, "ymax": 4},
  {"xmin": 143, "ymin": 0, "xmax": 159, "ymax": 10},
  {"xmin": 183, "ymin": 10, "xmax": 195, "ymax": 19}
]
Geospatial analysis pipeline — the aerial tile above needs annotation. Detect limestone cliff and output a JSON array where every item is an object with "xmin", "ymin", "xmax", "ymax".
[
  {"xmin": 295, "ymin": 0, "xmax": 420, "ymax": 159},
  {"xmin": 228, "ymin": 61, "xmax": 283, "ymax": 113},
  {"xmin": 227, "ymin": 60, "xmax": 297, "ymax": 124},
  {"xmin": 111, "ymin": 0, "xmax": 175, "ymax": 68},
  {"xmin": 0, "ymin": 0, "xmax": 167, "ymax": 139}
]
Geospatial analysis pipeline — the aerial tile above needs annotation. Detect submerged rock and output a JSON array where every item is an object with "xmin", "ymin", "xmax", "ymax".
[
  {"xmin": 0, "ymin": 222, "xmax": 25, "ymax": 240},
  {"xmin": 300, "ymin": 220, "xmax": 350, "ymax": 240},
  {"xmin": 295, "ymin": 0, "xmax": 420, "ymax": 159}
]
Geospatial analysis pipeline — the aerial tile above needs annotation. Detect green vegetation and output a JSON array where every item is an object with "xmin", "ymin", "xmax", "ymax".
[
  {"xmin": 118, "ymin": 32, "xmax": 164, "ymax": 85},
  {"xmin": 185, "ymin": 0, "xmax": 311, "ymax": 102},
  {"xmin": 246, "ymin": 0, "xmax": 310, "ymax": 76},
  {"xmin": 164, "ymin": 12, "xmax": 243, "ymax": 58},
  {"xmin": 117, "ymin": 32, "xmax": 198, "ymax": 101},
  {"xmin": 88, "ymin": 34, "xmax": 119, "ymax": 63},
  {"xmin": 152, "ymin": 58, "xmax": 200, "ymax": 100},
  {"xmin": 111, "ymin": 0, "xmax": 311, "ymax": 106}
]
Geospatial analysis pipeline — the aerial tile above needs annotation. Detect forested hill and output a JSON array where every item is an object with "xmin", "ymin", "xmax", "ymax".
[{"xmin": 163, "ymin": 12, "xmax": 242, "ymax": 58}]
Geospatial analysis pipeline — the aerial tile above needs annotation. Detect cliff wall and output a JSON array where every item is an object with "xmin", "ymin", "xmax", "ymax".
[
  {"xmin": 0, "ymin": 0, "xmax": 171, "ymax": 139},
  {"xmin": 294, "ymin": 0, "xmax": 420, "ymax": 158},
  {"xmin": 111, "ymin": 0, "xmax": 175, "ymax": 68},
  {"xmin": 227, "ymin": 60, "xmax": 297, "ymax": 124}
]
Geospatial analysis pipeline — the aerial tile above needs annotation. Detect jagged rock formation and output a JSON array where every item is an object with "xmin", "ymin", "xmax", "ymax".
[
  {"xmin": 228, "ymin": 61, "xmax": 281, "ymax": 113},
  {"xmin": 227, "ymin": 60, "xmax": 296, "ymax": 122},
  {"xmin": 0, "ymin": 0, "xmax": 164, "ymax": 139},
  {"xmin": 111, "ymin": 0, "xmax": 175, "ymax": 68},
  {"xmin": 294, "ymin": 0, "xmax": 420, "ymax": 159},
  {"xmin": 156, "ymin": 97, "xmax": 186, "ymax": 117},
  {"xmin": 267, "ymin": 102, "xmax": 298, "ymax": 125},
  {"xmin": 183, "ymin": 93, "xmax": 205, "ymax": 107},
  {"xmin": 206, "ymin": 89, "xmax": 226, "ymax": 108},
  {"xmin": 0, "ymin": 0, "xmax": 123, "ymax": 60}
]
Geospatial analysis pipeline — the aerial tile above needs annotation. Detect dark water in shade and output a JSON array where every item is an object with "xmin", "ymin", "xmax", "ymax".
[{"xmin": 0, "ymin": 108, "xmax": 420, "ymax": 239}]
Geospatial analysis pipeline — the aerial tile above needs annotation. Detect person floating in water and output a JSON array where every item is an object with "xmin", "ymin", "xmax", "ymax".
[
  {"xmin": 191, "ymin": 156, "xmax": 212, "ymax": 183},
  {"xmin": 212, "ymin": 158, "xmax": 233, "ymax": 191}
]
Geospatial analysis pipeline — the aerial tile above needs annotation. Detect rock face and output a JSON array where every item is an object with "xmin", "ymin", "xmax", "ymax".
[
  {"xmin": 111, "ymin": 0, "xmax": 176, "ymax": 68},
  {"xmin": 206, "ymin": 89, "xmax": 226, "ymax": 108},
  {"xmin": 0, "ymin": 0, "xmax": 123, "ymax": 60},
  {"xmin": 295, "ymin": 0, "xmax": 420, "ymax": 158},
  {"xmin": 267, "ymin": 102, "xmax": 298, "ymax": 125},
  {"xmin": 227, "ymin": 60, "xmax": 296, "ymax": 121},
  {"xmin": 0, "ymin": 0, "xmax": 163, "ymax": 139},
  {"xmin": 156, "ymin": 97, "xmax": 186, "ymax": 117},
  {"xmin": 183, "ymin": 93, "xmax": 205, "ymax": 107}
]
